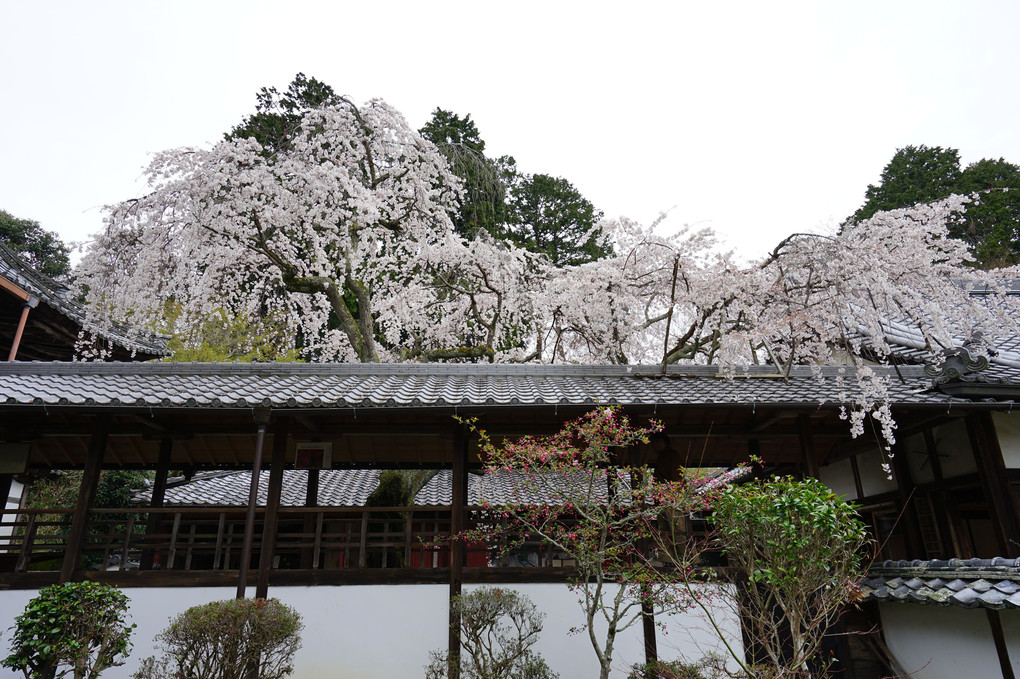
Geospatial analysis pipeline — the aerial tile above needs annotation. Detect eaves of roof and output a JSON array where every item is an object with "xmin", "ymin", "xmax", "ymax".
[
  {"xmin": 0, "ymin": 243, "xmax": 169, "ymax": 358},
  {"xmin": 862, "ymin": 558, "xmax": 1020, "ymax": 610},
  {"xmin": 0, "ymin": 361, "xmax": 996, "ymax": 411}
]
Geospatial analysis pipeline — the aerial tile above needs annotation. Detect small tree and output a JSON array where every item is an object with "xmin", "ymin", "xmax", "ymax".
[
  {"xmin": 2, "ymin": 581, "xmax": 134, "ymax": 679},
  {"xmin": 425, "ymin": 587, "xmax": 558, "ymax": 679},
  {"xmin": 711, "ymin": 477, "xmax": 870, "ymax": 678},
  {"xmin": 135, "ymin": 598, "xmax": 302, "ymax": 679},
  {"xmin": 459, "ymin": 408, "xmax": 709, "ymax": 679}
]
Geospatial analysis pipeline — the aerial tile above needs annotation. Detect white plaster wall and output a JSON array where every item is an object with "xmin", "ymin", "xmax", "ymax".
[
  {"xmin": 993, "ymin": 411, "xmax": 1020, "ymax": 468},
  {"xmin": 0, "ymin": 583, "xmax": 742, "ymax": 679},
  {"xmin": 881, "ymin": 604, "xmax": 1020, "ymax": 679},
  {"xmin": 819, "ymin": 457, "xmax": 857, "ymax": 501}
]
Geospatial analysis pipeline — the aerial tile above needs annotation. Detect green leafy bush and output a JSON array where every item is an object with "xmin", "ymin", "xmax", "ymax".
[
  {"xmin": 2, "ymin": 581, "xmax": 134, "ymax": 679},
  {"xmin": 712, "ymin": 477, "xmax": 870, "ymax": 676},
  {"xmin": 426, "ymin": 587, "xmax": 557, "ymax": 679},
  {"xmin": 133, "ymin": 598, "xmax": 302, "ymax": 679},
  {"xmin": 628, "ymin": 654, "xmax": 733, "ymax": 679}
]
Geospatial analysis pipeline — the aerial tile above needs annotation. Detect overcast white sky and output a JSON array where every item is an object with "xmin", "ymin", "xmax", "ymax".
[{"xmin": 2, "ymin": 1, "xmax": 1019, "ymax": 263}]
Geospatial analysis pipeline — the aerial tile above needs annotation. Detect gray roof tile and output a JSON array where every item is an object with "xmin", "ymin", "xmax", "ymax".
[
  {"xmin": 0, "ymin": 362, "xmax": 999, "ymax": 411},
  {"xmin": 863, "ymin": 558, "xmax": 1020, "ymax": 610}
]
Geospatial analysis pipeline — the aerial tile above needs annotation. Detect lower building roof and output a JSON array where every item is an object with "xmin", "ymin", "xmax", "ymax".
[{"xmin": 862, "ymin": 558, "xmax": 1020, "ymax": 610}]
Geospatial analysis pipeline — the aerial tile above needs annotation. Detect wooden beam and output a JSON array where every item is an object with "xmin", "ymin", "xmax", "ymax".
[
  {"xmin": 986, "ymin": 609, "xmax": 1016, "ymax": 679},
  {"xmin": 61, "ymin": 416, "xmax": 108, "ymax": 582},
  {"xmin": 256, "ymin": 420, "xmax": 289, "ymax": 599},
  {"xmin": 967, "ymin": 413, "xmax": 1020, "ymax": 558}
]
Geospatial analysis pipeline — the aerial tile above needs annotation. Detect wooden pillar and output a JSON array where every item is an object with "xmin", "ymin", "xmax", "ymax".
[
  {"xmin": 141, "ymin": 438, "xmax": 172, "ymax": 570},
  {"xmin": 797, "ymin": 414, "xmax": 820, "ymax": 479},
  {"xmin": 448, "ymin": 427, "xmax": 468, "ymax": 679},
  {"xmin": 301, "ymin": 468, "xmax": 320, "ymax": 569},
  {"xmin": 6, "ymin": 300, "xmax": 35, "ymax": 362},
  {"xmin": 61, "ymin": 416, "xmax": 108, "ymax": 582},
  {"xmin": 967, "ymin": 412, "xmax": 1020, "ymax": 558},
  {"xmin": 237, "ymin": 411, "xmax": 270, "ymax": 599},
  {"xmin": 641, "ymin": 592, "xmax": 658, "ymax": 669},
  {"xmin": 256, "ymin": 419, "xmax": 289, "ymax": 599}
]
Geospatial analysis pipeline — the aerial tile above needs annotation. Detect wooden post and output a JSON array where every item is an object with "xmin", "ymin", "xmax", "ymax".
[
  {"xmin": 256, "ymin": 419, "xmax": 289, "ymax": 599},
  {"xmin": 967, "ymin": 413, "xmax": 1020, "ymax": 558},
  {"xmin": 6, "ymin": 301, "xmax": 35, "ymax": 362},
  {"xmin": 448, "ymin": 427, "xmax": 468, "ymax": 679},
  {"xmin": 301, "ymin": 468, "xmax": 320, "ymax": 568},
  {"xmin": 641, "ymin": 589, "xmax": 658, "ymax": 669},
  {"xmin": 237, "ymin": 411, "xmax": 270, "ymax": 599},
  {"xmin": 61, "ymin": 416, "xmax": 108, "ymax": 582},
  {"xmin": 141, "ymin": 438, "xmax": 172, "ymax": 570}
]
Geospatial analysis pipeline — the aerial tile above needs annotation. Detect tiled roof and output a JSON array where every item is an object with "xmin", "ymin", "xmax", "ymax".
[
  {"xmin": 135, "ymin": 469, "xmax": 384, "ymax": 507},
  {"xmin": 136, "ymin": 466, "xmax": 751, "ymax": 508},
  {"xmin": 0, "ymin": 243, "xmax": 168, "ymax": 358},
  {"xmin": 863, "ymin": 281, "xmax": 1020, "ymax": 382},
  {"xmin": 862, "ymin": 558, "xmax": 1020, "ymax": 610},
  {"xmin": 0, "ymin": 362, "xmax": 987, "ymax": 410}
]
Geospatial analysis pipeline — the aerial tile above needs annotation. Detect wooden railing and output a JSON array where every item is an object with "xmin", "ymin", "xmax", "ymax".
[
  {"xmin": 0, "ymin": 506, "xmax": 573, "ymax": 574},
  {"xmin": 0, "ymin": 506, "xmax": 464, "ymax": 573},
  {"xmin": 0, "ymin": 506, "xmax": 709, "ymax": 577}
]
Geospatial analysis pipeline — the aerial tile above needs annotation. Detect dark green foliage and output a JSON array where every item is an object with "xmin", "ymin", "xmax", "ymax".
[
  {"xmin": 365, "ymin": 469, "xmax": 437, "ymax": 567},
  {"xmin": 420, "ymin": 109, "xmax": 512, "ymax": 240},
  {"xmin": 503, "ymin": 173, "xmax": 611, "ymax": 267},
  {"xmin": 953, "ymin": 157, "xmax": 1020, "ymax": 267},
  {"xmin": 22, "ymin": 470, "xmax": 151, "ymax": 569},
  {"xmin": 134, "ymin": 598, "xmax": 302, "ymax": 679},
  {"xmin": 2, "ymin": 581, "xmax": 134, "ymax": 679},
  {"xmin": 0, "ymin": 210, "xmax": 71, "ymax": 278},
  {"xmin": 226, "ymin": 73, "xmax": 339, "ymax": 157},
  {"xmin": 425, "ymin": 587, "xmax": 558, "ymax": 679},
  {"xmin": 851, "ymin": 145, "xmax": 962, "ymax": 223},
  {"xmin": 850, "ymin": 145, "xmax": 1020, "ymax": 267},
  {"xmin": 366, "ymin": 469, "xmax": 438, "ymax": 507}
]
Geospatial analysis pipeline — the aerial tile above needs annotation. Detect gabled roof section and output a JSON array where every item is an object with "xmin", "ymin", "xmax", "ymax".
[
  {"xmin": 0, "ymin": 242, "xmax": 168, "ymax": 361},
  {"xmin": 0, "ymin": 361, "xmax": 980, "ymax": 410}
]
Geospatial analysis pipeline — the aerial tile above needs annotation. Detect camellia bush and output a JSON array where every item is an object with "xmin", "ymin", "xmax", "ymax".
[
  {"xmin": 711, "ymin": 477, "xmax": 871, "ymax": 678},
  {"xmin": 132, "ymin": 598, "xmax": 302, "ymax": 679},
  {"xmin": 2, "ymin": 581, "xmax": 134, "ymax": 679}
]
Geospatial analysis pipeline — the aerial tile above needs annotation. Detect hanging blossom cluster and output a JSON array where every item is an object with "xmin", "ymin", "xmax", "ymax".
[{"xmin": 75, "ymin": 99, "xmax": 1020, "ymax": 450}]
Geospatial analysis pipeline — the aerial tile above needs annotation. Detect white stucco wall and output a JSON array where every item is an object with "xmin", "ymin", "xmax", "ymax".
[
  {"xmin": 993, "ymin": 411, "xmax": 1020, "ymax": 468},
  {"xmin": 0, "ymin": 582, "xmax": 742, "ymax": 679},
  {"xmin": 881, "ymin": 604, "xmax": 1020, "ymax": 679}
]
